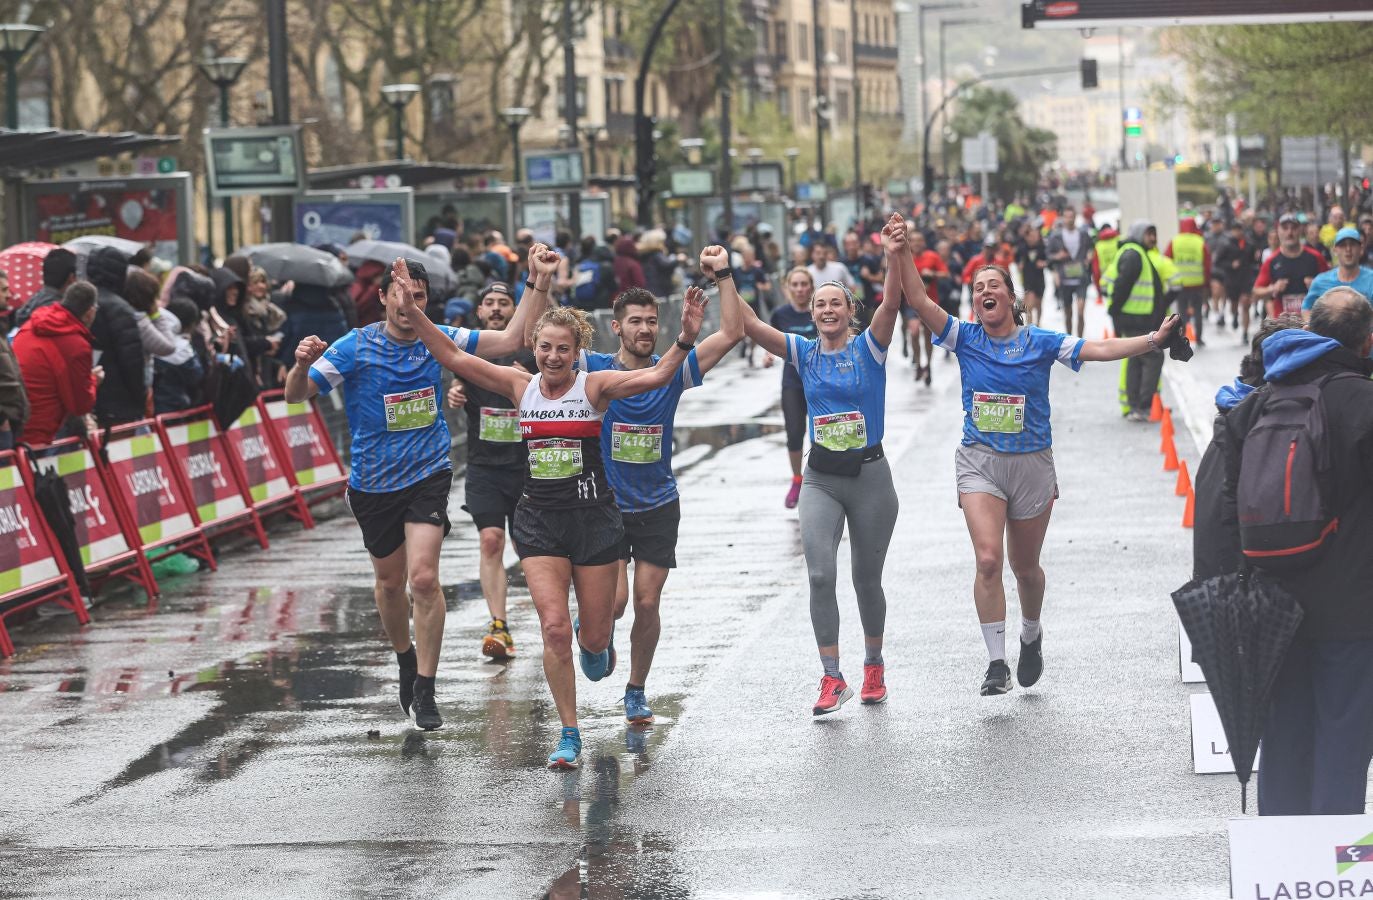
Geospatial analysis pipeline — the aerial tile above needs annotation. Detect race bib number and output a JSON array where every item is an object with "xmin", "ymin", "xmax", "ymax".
[
  {"xmin": 1281, "ymin": 293, "xmax": 1305, "ymax": 315},
  {"xmin": 384, "ymin": 387, "xmax": 438, "ymax": 431},
  {"xmin": 813, "ymin": 411, "xmax": 867, "ymax": 451},
  {"xmin": 528, "ymin": 438, "xmax": 583, "ymax": 479},
  {"xmin": 972, "ymin": 392, "xmax": 1026, "ymax": 434},
  {"xmin": 611, "ymin": 423, "xmax": 663, "ymax": 464},
  {"xmin": 478, "ymin": 407, "xmax": 521, "ymax": 443},
  {"xmin": 1063, "ymin": 262, "xmax": 1085, "ymax": 280}
]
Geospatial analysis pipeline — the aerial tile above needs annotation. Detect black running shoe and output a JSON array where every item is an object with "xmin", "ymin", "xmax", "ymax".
[
  {"xmin": 1017, "ymin": 634, "xmax": 1043, "ymax": 687},
  {"xmin": 412, "ymin": 679, "xmax": 443, "ymax": 730},
  {"xmin": 397, "ymin": 647, "xmax": 418, "ymax": 716},
  {"xmin": 980, "ymin": 659, "xmax": 1012, "ymax": 696}
]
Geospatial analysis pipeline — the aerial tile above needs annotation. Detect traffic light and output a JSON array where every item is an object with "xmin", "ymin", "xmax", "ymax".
[{"xmin": 1080, "ymin": 58, "xmax": 1098, "ymax": 90}]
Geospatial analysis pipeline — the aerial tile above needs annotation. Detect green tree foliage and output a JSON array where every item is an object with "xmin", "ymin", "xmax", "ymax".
[{"xmin": 942, "ymin": 87, "xmax": 1056, "ymax": 198}]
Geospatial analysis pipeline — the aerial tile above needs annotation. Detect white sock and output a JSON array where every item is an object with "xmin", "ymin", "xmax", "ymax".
[
  {"xmin": 1021, "ymin": 617, "xmax": 1042, "ymax": 644},
  {"xmin": 980, "ymin": 621, "xmax": 1006, "ymax": 662}
]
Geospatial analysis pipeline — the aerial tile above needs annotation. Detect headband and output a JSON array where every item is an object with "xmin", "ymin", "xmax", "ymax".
[{"xmin": 816, "ymin": 280, "xmax": 857, "ymax": 308}]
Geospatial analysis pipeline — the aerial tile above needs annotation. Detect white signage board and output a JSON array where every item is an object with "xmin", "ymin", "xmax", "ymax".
[
  {"xmin": 1192, "ymin": 691, "xmax": 1259, "ymax": 775},
  {"xmin": 1180, "ymin": 621, "xmax": 1206, "ymax": 684},
  {"xmin": 1229, "ymin": 815, "xmax": 1373, "ymax": 900},
  {"xmin": 962, "ymin": 131, "xmax": 999, "ymax": 174},
  {"xmin": 1116, "ymin": 169, "xmax": 1179, "ymax": 250}
]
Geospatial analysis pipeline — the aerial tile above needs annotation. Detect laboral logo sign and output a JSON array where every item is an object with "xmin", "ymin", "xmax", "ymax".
[{"xmin": 1231, "ymin": 816, "xmax": 1373, "ymax": 899}]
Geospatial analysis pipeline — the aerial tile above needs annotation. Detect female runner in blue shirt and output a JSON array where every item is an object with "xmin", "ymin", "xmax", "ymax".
[
  {"xmin": 742, "ymin": 216, "xmax": 908, "ymax": 716},
  {"xmin": 890, "ymin": 212, "xmax": 1178, "ymax": 696}
]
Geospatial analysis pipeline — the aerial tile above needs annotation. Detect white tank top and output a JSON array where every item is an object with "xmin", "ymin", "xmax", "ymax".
[{"xmin": 518, "ymin": 372, "xmax": 611, "ymax": 507}]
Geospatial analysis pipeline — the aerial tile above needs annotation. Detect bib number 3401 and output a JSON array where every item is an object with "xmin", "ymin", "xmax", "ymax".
[
  {"xmin": 972, "ymin": 392, "xmax": 1026, "ymax": 434},
  {"xmin": 384, "ymin": 387, "xmax": 438, "ymax": 431}
]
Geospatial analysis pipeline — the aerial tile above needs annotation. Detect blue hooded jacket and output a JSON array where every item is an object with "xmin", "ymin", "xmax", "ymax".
[{"xmin": 1261, "ymin": 329, "xmax": 1343, "ymax": 383}]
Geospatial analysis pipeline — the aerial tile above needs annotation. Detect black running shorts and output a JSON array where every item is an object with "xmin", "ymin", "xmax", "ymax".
[
  {"xmin": 463, "ymin": 463, "xmax": 526, "ymax": 532},
  {"xmin": 512, "ymin": 501, "xmax": 623, "ymax": 566},
  {"xmin": 618, "ymin": 499, "xmax": 681, "ymax": 569},
  {"xmin": 346, "ymin": 468, "xmax": 453, "ymax": 559}
]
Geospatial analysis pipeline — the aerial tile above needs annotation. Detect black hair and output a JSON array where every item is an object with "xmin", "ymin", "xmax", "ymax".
[
  {"xmin": 450, "ymin": 246, "xmax": 471, "ymax": 268},
  {"xmin": 60, "ymin": 280, "xmax": 97, "ymax": 317},
  {"xmin": 42, "ymin": 248, "xmax": 78, "ymax": 288},
  {"xmin": 1309, "ymin": 288, "xmax": 1373, "ymax": 350},
  {"xmin": 378, "ymin": 259, "xmax": 430, "ymax": 297},
  {"xmin": 166, "ymin": 296, "xmax": 202, "ymax": 332}
]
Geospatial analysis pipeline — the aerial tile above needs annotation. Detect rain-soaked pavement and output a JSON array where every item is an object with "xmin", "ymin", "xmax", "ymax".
[{"xmin": 2, "ymin": 303, "xmax": 1247, "ymax": 899}]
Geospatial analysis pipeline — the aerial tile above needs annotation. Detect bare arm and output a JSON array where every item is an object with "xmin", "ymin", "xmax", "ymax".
[
  {"xmin": 283, "ymin": 336, "xmax": 326, "ymax": 403},
  {"xmin": 692, "ymin": 247, "xmax": 744, "ymax": 374},
  {"xmin": 869, "ymin": 227, "xmax": 906, "ymax": 348},
  {"xmin": 477, "ymin": 244, "xmax": 558, "ymax": 355},
  {"xmin": 889, "ymin": 214, "xmax": 949, "ymax": 338},
  {"xmin": 1078, "ymin": 314, "xmax": 1180, "ymax": 362},
  {"xmin": 588, "ymin": 288, "xmax": 706, "ymax": 406},
  {"xmin": 742, "ymin": 298, "xmax": 792, "ymax": 359}
]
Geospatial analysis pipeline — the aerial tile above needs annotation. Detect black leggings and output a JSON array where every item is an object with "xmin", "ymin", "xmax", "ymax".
[{"xmin": 782, "ymin": 385, "xmax": 807, "ymax": 452}]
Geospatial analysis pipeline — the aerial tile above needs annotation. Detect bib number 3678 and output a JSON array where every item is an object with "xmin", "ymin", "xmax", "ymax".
[{"xmin": 528, "ymin": 438, "xmax": 583, "ymax": 479}]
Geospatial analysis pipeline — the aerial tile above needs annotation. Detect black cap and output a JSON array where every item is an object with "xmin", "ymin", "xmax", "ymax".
[
  {"xmin": 379, "ymin": 258, "xmax": 430, "ymax": 295},
  {"xmin": 479, "ymin": 281, "xmax": 514, "ymax": 301}
]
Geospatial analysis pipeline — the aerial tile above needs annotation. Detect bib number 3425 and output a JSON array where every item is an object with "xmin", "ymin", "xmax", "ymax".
[{"xmin": 813, "ymin": 411, "xmax": 866, "ymax": 451}]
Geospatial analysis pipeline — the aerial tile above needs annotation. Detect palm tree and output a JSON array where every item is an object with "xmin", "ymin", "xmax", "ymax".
[{"xmin": 943, "ymin": 87, "xmax": 1056, "ymax": 199}]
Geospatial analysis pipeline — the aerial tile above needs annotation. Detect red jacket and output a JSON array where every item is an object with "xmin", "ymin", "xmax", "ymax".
[{"xmin": 12, "ymin": 303, "xmax": 97, "ymax": 445}]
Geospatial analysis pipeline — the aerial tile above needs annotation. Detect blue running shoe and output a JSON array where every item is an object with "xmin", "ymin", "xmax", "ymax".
[
  {"xmin": 623, "ymin": 687, "xmax": 654, "ymax": 725},
  {"xmin": 547, "ymin": 726, "xmax": 581, "ymax": 770},
  {"xmin": 573, "ymin": 618, "xmax": 616, "ymax": 682}
]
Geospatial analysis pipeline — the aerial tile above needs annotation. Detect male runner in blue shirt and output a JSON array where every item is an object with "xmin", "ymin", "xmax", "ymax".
[
  {"xmin": 578, "ymin": 245, "xmax": 743, "ymax": 724},
  {"xmin": 284, "ymin": 250, "xmax": 554, "ymax": 730}
]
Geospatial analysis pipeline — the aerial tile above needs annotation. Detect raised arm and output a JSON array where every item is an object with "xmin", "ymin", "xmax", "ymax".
[
  {"xmin": 588, "ymin": 287, "xmax": 706, "ymax": 407},
  {"xmin": 693, "ymin": 246, "xmax": 744, "ymax": 373},
  {"xmin": 888, "ymin": 213, "xmax": 949, "ymax": 337},
  {"xmin": 477, "ymin": 243, "xmax": 558, "ymax": 356},
  {"xmin": 284, "ymin": 336, "xmax": 326, "ymax": 403},
  {"xmin": 869, "ymin": 220, "xmax": 906, "ymax": 347},
  {"xmin": 1078, "ymin": 314, "xmax": 1180, "ymax": 362},
  {"xmin": 393, "ymin": 260, "xmax": 531, "ymax": 404}
]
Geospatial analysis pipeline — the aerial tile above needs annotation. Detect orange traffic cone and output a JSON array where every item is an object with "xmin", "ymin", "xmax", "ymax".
[
  {"xmin": 1186, "ymin": 322, "xmax": 1198, "ymax": 342},
  {"xmin": 1182, "ymin": 486, "xmax": 1195, "ymax": 528},
  {"xmin": 1149, "ymin": 393, "xmax": 1164, "ymax": 422},
  {"xmin": 1163, "ymin": 435, "xmax": 1179, "ymax": 472},
  {"xmin": 1175, "ymin": 459, "xmax": 1192, "ymax": 497}
]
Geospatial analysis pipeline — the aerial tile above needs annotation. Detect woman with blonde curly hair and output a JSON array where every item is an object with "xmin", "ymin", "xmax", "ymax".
[{"xmin": 391, "ymin": 253, "xmax": 707, "ymax": 770}]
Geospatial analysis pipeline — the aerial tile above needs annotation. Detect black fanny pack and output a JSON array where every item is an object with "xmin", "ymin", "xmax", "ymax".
[{"xmin": 808, "ymin": 442, "xmax": 884, "ymax": 477}]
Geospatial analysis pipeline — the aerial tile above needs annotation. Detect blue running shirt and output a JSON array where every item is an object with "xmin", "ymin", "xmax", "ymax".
[
  {"xmin": 934, "ymin": 318, "xmax": 1084, "ymax": 454},
  {"xmin": 579, "ymin": 349, "xmax": 704, "ymax": 513},
  {"xmin": 784, "ymin": 329, "xmax": 887, "ymax": 449},
  {"xmin": 309, "ymin": 322, "xmax": 479, "ymax": 492}
]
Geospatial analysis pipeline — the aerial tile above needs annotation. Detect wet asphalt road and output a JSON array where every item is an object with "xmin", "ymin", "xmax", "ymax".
[{"xmin": 2, "ymin": 301, "xmax": 1246, "ymax": 899}]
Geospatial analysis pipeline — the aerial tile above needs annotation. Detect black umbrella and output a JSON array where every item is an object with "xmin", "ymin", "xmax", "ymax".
[
  {"xmin": 1171, "ymin": 570, "xmax": 1304, "ymax": 812},
  {"xmin": 344, "ymin": 239, "xmax": 457, "ymax": 292},
  {"xmin": 239, "ymin": 243, "xmax": 352, "ymax": 289}
]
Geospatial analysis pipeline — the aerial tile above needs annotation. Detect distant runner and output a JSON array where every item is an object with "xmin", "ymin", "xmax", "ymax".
[{"xmin": 765, "ymin": 268, "xmax": 818, "ymax": 508}]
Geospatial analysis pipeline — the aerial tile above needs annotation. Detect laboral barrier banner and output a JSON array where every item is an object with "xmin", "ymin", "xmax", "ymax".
[
  {"xmin": 226, "ymin": 406, "xmax": 293, "ymax": 504},
  {"xmin": 32, "ymin": 443, "xmax": 132, "ymax": 568},
  {"xmin": 1191, "ymin": 692, "xmax": 1260, "ymax": 776},
  {"xmin": 102, "ymin": 431, "xmax": 197, "ymax": 545},
  {"xmin": 161, "ymin": 417, "xmax": 247, "ymax": 525},
  {"xmin": 0, "ymin": 462, "xmax": 63, "ymax": 594},
  {"xmin": 260, "ymin": 397, "xmax": 344, "ymax": 488},
  {"xmin": 1230, "ymin": 814, "xmax": 1373, "ymax": 899}
]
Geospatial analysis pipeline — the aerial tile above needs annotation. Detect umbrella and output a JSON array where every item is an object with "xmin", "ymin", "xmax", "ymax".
[
  {"xmin": 344, "ymin": 239, "xmax": 456, "ymax": 293},
  {"xmin": 63, "ymin": 235, "xmax": 146, "ymax": 258},
  {"xmin": 0, "ymin": 242, "xmax": 58, "ymax": 307},
  {"xmin": 1171, "ymin": 570, "xmax": 1305, "ymax": 812},
  {"xmin": 239, "ymin": 243, "xmax": 352, "ymax": 289}
]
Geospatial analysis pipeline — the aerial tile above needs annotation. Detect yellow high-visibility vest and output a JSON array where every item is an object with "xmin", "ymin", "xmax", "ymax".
[
  {"xmin": 1102, "ymin": 241, "xmax": 1160, "ymax": 315},
  {"xmin": 1170, "ymin": 231, "xmax": 1206, "ymax": 287}
]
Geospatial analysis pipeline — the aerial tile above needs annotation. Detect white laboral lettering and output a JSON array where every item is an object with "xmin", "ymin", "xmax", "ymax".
[
  {"xmin": 186, "ymin": 451, "xmax": 229, "ymax": 488},
  {"xmin": 0, "ymin": 503, "xmax": 35, "ymax": 545}
]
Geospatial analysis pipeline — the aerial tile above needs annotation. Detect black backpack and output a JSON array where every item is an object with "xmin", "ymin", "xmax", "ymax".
[{"xmin": 1237, "ymin": 373, "xmax": 1361, "ymax": 572}]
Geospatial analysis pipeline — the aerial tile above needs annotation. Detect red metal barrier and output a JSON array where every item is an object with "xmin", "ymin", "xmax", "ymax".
[
  {"xmin": 0, "ymin": 449, "xmax": 87, "ymax": 657},
  {"xmin": 155, "ymin": 405, "xmax": 268, "ymax": 549},
  {"xmin": 256, "ymin": 389, "xmax": 347, "ymax": 507},
  {"xmin": 222, "ymin": 403, "xmax": 314, "ymax": 529},
  {"xmin": 24, "ymin": 437, "xmax": 158, "ymax": 603},
  {"xmin": 95, "ymin": 421, "xmax": 215, "ymax": 571}
]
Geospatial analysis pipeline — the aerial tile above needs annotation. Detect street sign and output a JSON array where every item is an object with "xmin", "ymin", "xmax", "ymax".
[
  {"xmin": 1280, "ymin": 135, "xmax": 1344, "ymax": 188},
  {"xmin": 795, "ymin": 182, "xmax": 828, "ymax": 202},
  {"xmin": 1022, "ymin": 0, "xmax": 1373, "ymax": 29},
  {"xmin": 735, "ymin": 162, "xmax": 785, "ymax": 193},
  {"xmin": 156, "ymin": 156, "xmax": 177, "ymax": 174},
  {"xmin": 961, "ymin": 132, "xmax": 998, "ymax": 174},
  {"xmin": 205, "ymin": 126, "xmax": 306, "ymax": 197},
  {"xmin": 1124, "ymin": 107, "xmax": 1144, "ymax": 138},
  {"xmin": 670, "ymin": 168, "xmax": 715, "ymax": 198},
  {"xmin": 1237, "ymin": 135, "xmax": 1267, "ymax": 169},
  {"xmin": 522, "ymin": 149, "xmax": 585, "ymax": 191}
]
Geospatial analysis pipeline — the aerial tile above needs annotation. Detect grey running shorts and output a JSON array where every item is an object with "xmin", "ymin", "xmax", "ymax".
[{"xmin": 954, "ymin": 443, "xmax": 1058, "ymax": 520}]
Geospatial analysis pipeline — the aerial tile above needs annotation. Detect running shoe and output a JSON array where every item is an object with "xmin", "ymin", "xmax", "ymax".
[
  {"xmin": 1017, "ymin": 634, "xmax": 1044, "ymax": 688},
  {"xmin": 397, "ymin": 645, "xmax": 418, "ymax": 716},
  {"xmin": 481, "ymin": 618, "xmax": 515, "ymax": 660},
  {"xmin": 623, "ymin": 686, "xmax": 655, "ymax": 725},
  {"xmin": 412, "ymin": 679, "xmax": 443, "ymax": 730},
  {"xmin": 784, "ymin": 477, "xmax": 802, "ymax": 509},
  {"xmin": 979, "ymin": 660, "xmax": 1013, "ymax": 696},
  {"xmin": 573, "ymin": 617, "xmax": 617, "ymax": 682},
  {"xmin": 812, "ymin": 674, "xmax": 853, "ymax": 716},
  {"xmin": 547, "ymin": 726, "xmax": 582, "ymax": 770},
  {"xmin": 860, "ymin": 663, "xmax": 888, "ymax": 704}
]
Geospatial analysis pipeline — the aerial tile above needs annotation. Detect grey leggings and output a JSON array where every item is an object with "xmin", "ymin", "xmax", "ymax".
[{"xmin": 799, "ymin": 456, "xmax": 900, "ymax": 647}]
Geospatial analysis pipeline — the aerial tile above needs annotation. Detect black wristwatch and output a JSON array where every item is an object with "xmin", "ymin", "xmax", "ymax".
[
  {"xmin": 675, "ymin": 338, "xmax": 694, "ymax": 352},
  {"xmin": 714, "ymin": 267, "xmax": 735, "ymax": 282},
  {"xmin": 525, "ymin": 279, "xmax": 544, "ymax": 292}
]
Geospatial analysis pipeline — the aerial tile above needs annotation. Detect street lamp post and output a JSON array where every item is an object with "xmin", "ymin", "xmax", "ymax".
[
  {"xmin": 381, "ymin": 83, "xmax": 421, "ymax": 160},
  {"xmin": 851, "ymin": 0, "xmax": 861, "ymax": 217},
  {"xmin": 784, "ymin": 147, "xmax": 801, "ymax": 201},
  {"xmin": 197, "ymin": 54, "xmax": 248, "ymax": 259},
  {"xmin": 915, "ymin": 3, "xmax": 963, "ymax": 195},
  {"xmin": 811, "ymin": 0, "xmax": 827, "ymax": 225},
  {"xmin": 583, "ymin": 122, "xmax": 606, "ymax": 179},
  {"xmin": 938, "ymin": 16, "xmax": 984, "ymax": 184},
  {"xmin": 0, "ymin": 24, "xmax": 43, "ymax": 130},
  {"xmin": 499, "ymin": 106, "xmax": 532, "ymax": 186}
]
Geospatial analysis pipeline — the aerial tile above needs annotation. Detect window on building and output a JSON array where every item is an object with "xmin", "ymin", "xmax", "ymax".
[
  {"xmin": 836, "ymin": 89, "xmax": 850, "ymax": 123},
  {"xmin": 774, "ymin": 22, "xmax": 787, "ymax": 61},
  {"xmin": 797, "ymin": 23, "xmax": 809, "ymax": 61},
  {"xmin": 883, "ymin": 16, "xmax": 891, "ymax": 45},
  {"xmin": 799, "ymin": 87, "xmax": 811, "ymax": 126},
  {"xmin": 835, "ymin": 29, "xmax": 847, "ymax": 64},
  {"xmin": 555, "ymin": 76, "xmax": 588, "ymax": 117},
  {"xmin": 778, "ymin": 86, "xmax": 790, "ymax": 118},
  {"xmin": 428, "ymin": 77, "xmax": 456, "ymax": 125}
]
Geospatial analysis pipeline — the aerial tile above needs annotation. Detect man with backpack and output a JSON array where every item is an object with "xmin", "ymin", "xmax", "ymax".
[
  {"xmin": 569, "ymin": 240, "xmax": 617, "ymax": 311},
  {"xmin": 1222, "ymin": 288, "xmax": 1373, "ymax": 816}
]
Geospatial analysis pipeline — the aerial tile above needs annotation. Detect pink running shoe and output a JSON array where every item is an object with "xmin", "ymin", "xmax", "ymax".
[
  {"xmin": 785, "ymin": 477, "xmax": 802, "ymax": 509},
  {"xmin": 812, "ymin": 675, "xmax": 853, "ymax": 716},
  {"xmin": 861, "ymin": 663, "xmax": 888, "ymax": 704}
]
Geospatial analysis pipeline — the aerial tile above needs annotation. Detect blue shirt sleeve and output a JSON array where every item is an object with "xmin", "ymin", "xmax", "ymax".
[
  {"xmin": 448, "ymin": 325, "xmax": 480, "ymax": 354},
  {"xmin": 309, "ymin": 329, "xmax": 358, "ymax": 395},
  {"xmin": 679, "ymin": 348, "xmax": 704, "ymax": 389}
]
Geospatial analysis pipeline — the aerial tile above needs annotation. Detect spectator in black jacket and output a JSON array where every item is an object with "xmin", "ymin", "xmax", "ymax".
[
  {"xmin": 87, "ymin": 246, "xmax": 146, "ymax": 426},
  {"xmin": 11, "ymin": 248, "xmax": 77, "ymax": 331},
  {"xmin": 1223, "ymin": 289, "xmax": 1373, "ymax": 816},
  {"xmin": 212, "ymin": 266, "xmax": 274, "ymax": 385}
]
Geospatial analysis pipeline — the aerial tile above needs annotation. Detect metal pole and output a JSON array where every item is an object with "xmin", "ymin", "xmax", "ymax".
[
  {"xmin": 219, "ymin": 83, "xmax": 235, "ymax": 257},
  {"xmin": 634, "ymin": 0, "xmax": 685, "ymax": 227},
  {"xmin": 851, "ymin": 0, "xmax": 861, "ymax": 213},
  {"xmin": 3, "ymin": 57, "xmax": 17, "ymax": 130},
  {"xmin": 938, "ymin": 20, "xmax": 947, "ymax": 184},
  {"xmin": 1118, "ymin": 30, "xmax": 1127, "ymax": 170},
  {"xmin": 562, "ymin": 0, "xmax": 582, "ymax": 240},
  {"xmin": 917, "ymin": 4, "xmax": 928, "ymax": 192},
  {"xmin": 393, "ymin": 107, "xmax": 404, "ymax": 160},
  {"xmin": 510, "ymin": 124, "xmax": 522, "ymax": 185},
  {"xmin": 719, "ymin": 0, "xmax": 733, "ymax": 239},
  {"xmin": 266, "ymin": 0, "xmax": 292, "ymax": 242},
  {"xmin": 812, "ymin": 0, "xmax": 826, "ymax": 226}
]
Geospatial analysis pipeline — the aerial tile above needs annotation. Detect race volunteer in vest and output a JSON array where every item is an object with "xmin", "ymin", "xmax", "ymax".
[
  {"xmin": 1090, "ymin": 225, "xmax": 1120, "ymax": 302},
  {"xmin": 392, "ymin": 259, "xmax": 707, "ymax": 770},
  {"xmin": 579, "ymin": 245, "xmax": 744, "ymax": 726},
  {"xmin": 1253, "ymin": 213, "xmax": 1327, "ymax": 321},
  {"xmin": 741, "ymin": 213, "xmax": 905, "ymax": 718},
  {"xmin": 1302, "ymin": 227, "xmax": 1373, "ymax": 315},
  {"xmin": 1165, "ymin": 218, "xmax": 1210, "ymax": 346},
  {"xmin": 893, "ymin": 210, "xmax": 1179, "ymax": 697},
  {"xmin": 445, "ymin": 281, "xmax": 536, "ymax": 660},
  {"xmin": 1102, "ymin": 220, "xmax": 1170, "ymax": 422},
  {"xmin": 286, "ymin": 254, "xmax": 547, "ymax": 732}
]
